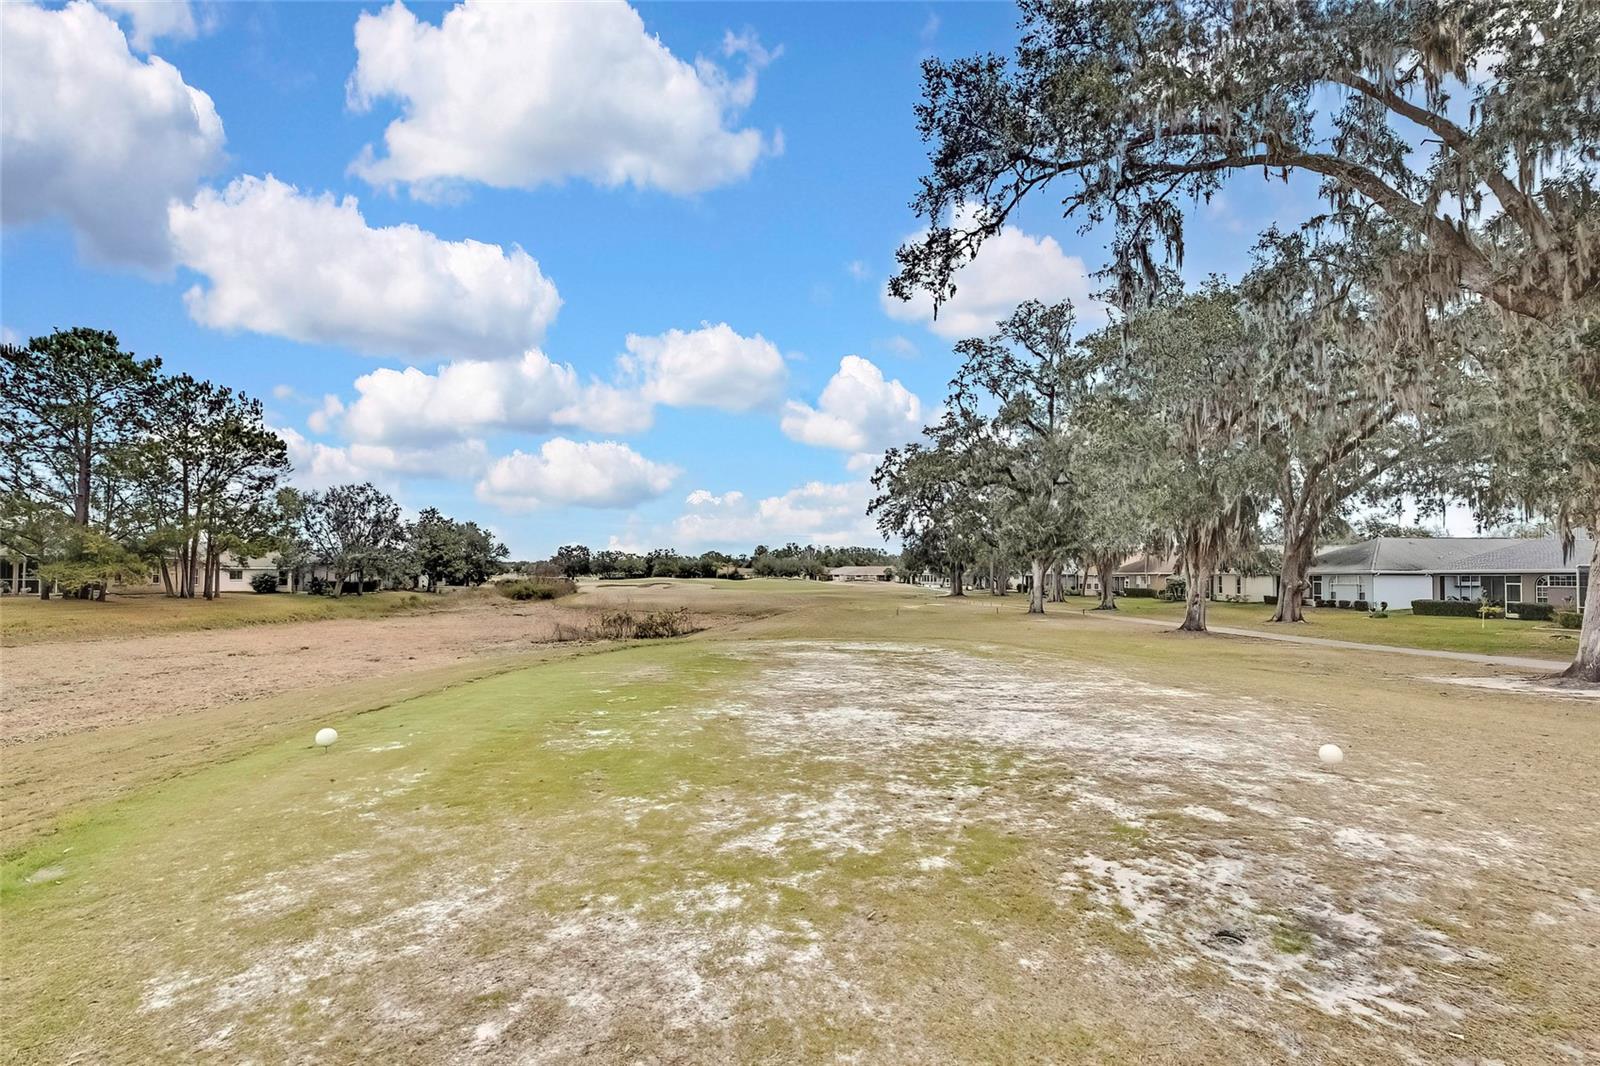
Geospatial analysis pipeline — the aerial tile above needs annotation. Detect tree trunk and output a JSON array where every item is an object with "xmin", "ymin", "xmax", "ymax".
[
  {"xmin": 1028, "ymin": 557, "xmax": 1046, "ymax": 613},
  {"xmin": 1560, "ymin": 540, "xmax": 1599, "ymax": 683},
  {"xmin": 1049, "ymin": 563, "xmax": 1064, "ymax": 602},
  {"xmin": 1179, "ymin": 569, "xmax": 1212, "ymax": 632},
  {"xmin": 1271, "ymin": 532, "xmax": 1310, "ymax": 623},
  {"xmin": 949, "ymin": 564, "xmax": 964, "ymax": 596},
  {"xmin": 989, "ymin": 560, "xmax": 1001, "ymax": 596},
  {"xmin": 75, "ymin": 422, "xmax": 92, "ymax": 526}
]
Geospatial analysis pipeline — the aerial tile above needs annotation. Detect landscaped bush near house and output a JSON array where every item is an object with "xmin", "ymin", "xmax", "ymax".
[
  {"xmin": 250, "ymin": 572, "xmax": 280, "ymax": 594},
  {"xmin": 1262, "ymin": 594, "xmax": 1277, "ymax": 605},
  {"xmin": 1352, "ymin": 599, "xmax": 1369, "ymax": 612},
  {"xmin": 1411, "ymin": 599, "xmax": 1485, "ymax": 617},
  {"xmin": 305, "ymin": 576, "xmax": 330, "ymax": 596},
  {"xmin": 496, "ymin": 577, "xmax": 577, "ymax": 601},
  {"xmin": 1513, "ymin": 603, "xmax": 1555, "ymax": 621},
  {"xmin": 1337, "ymin": 599, "xmax": 1352, "ymax": 609},
  {"xmin": 1555, "ymin": 609, "xmax": 1583, "ymax": 629},
  {"xmin": 1479, "ymin": 604, "xmax": 1505, "ymax": 618},
  {"xmin": 1121, "ymin": 587, "xmax": 1156, "ymax": 598}
]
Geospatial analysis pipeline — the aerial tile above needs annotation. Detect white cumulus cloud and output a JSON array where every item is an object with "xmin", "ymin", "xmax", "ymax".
[
  {"xmin": 347, "ymin": 0, "xmax": 775, "ymax": 198},
  {"xmin": 1, "ymin": 0, "xmax": 223, "ymax": 270},
  {"xmin": 169, "ymin": 174, "xmax": 562, "ymax": 358},
  {"xmin": 621, "ymin": 322, "xmax": 787, "ymax": 412},
  {"xmin": 276, "ymin": 425, "xmax": 487, "ymax": 490},
  {"xmin": 476, "ymin": 438, "xmax": 679, "ymax": 511},
  {"xmin": 322, "ymin": 321, "xmax": 781, "ymax": 449},
  {"xmin": 670, "ymin": 480, "xmax": 880, "ymax": 548},
  {"xmin": 780, "ymin": 355, "xmax": 924, "ymax": 453},
  {"xmin": 94, "ymin": 0, "xmax": 198, "ymax": 49},
  {"xmin": 883, "ymin": 211, "xmax": 1102, "ymax": 340}
]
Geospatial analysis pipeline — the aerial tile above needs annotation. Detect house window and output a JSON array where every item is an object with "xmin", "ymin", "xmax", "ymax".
[
  {"xmin": 278, "ymin": 569, "xmax": 290, "ymax": 587},
  {"xmin": 1311, "ymin": 576, "xmax": 1323, "ymax": 600},
  {"xmin": 228, "ymin": 569, "xmax": 244, "ymax": 581},
  {"xmin": 1455, "ymin": 575, "xmax": 1482, "ymax": 600},
  {"xmin": 1537, "ymin": 573, "xmax": 1577, "ymax": 603},
  {"xmin": 1506, "ymin": 578, "xmax": 1522, "ymax": 603},
  {"xmin": 1234, "ymin": 576, "xmax": 1242, "ymax": 595}
]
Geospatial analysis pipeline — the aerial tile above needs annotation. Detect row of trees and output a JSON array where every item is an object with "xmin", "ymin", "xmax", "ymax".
[
  {"xmin": 543, "ymin": 543, "xmax": 898, "ymax": 581},
  {"xmin": 879, "ymin": 0, "xmax": 1598, "ymax": 680},
  {"xmin": 1, "ymin": 329, "xmax": 505, "ymax": 599}
]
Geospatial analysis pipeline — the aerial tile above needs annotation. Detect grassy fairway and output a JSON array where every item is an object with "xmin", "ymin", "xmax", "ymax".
[
  {"xmin": 1071, "ymin": 594, "xmax": 1580, "ymax": 661},
  {"xmin": 4, "ymin": 584, "xmax": 1597, "ymax": 1063},
  {"xmin": 0, "ymin": 589, "xmax": 452, "ymax": 646}
]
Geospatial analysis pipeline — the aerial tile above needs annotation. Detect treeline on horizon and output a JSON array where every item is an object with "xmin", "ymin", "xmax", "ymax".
[{"xmin": 514, "ymin": 543, "xmax": 900, "ymax": 582}]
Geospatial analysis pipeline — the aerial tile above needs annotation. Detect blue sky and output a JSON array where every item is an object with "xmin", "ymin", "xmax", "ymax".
[{"xmin": 3, "ymin": 0, "xmax": 1396, "ymax": 558}]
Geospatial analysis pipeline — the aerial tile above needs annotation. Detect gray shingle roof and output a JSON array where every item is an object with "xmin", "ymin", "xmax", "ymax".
[{"xmin": 1311, "ymin": 533, "xmax": 1593, "ymax": 574}]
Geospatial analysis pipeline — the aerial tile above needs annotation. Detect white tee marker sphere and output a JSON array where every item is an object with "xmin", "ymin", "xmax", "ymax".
[
  {"xmin": 1319, "ymin": 743, "xmax": 1344, "ymax": 766},
  {"xmin": 315, "ymin": 727, "xmax": 339, "ymax": 751}
]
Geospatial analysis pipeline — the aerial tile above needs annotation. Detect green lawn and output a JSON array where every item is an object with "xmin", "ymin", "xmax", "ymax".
[
  {"xmin": 0, "ymin": 588, "xmax": 454, "ymax": 646},
  {"xmin": 4, "ymin": 585, "xmax": 1596, "ymax": 1063},
  {"xmin": 1067, "ymin": 594, "xmax": 1580, "ymax": 661}
]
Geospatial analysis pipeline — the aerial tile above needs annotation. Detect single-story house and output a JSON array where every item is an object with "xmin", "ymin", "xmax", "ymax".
[
  {"xmin": 1308, "ymin": 533, "xmax": 1592, "ymax": 610},
  {"xmin": 827, "ymin": 565, "xmax": 894, "ymax": 582},
  {"xmin": 1080, "ymin": 553, "xmax": 1280, "ymax": 603},
  {"xmin": 1, "ymin": 554, "xmax": 41, "ymax": 595}
]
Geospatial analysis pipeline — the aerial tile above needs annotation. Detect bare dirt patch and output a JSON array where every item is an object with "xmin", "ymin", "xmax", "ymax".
[{"xmin": 1, "ymin": 597, "xmax": 724, "ymax": 746}]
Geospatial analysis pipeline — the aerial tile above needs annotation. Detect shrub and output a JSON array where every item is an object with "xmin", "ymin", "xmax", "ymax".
[
  {"xmin": 1411, "ymin": 599, "xmax": 1484, "ymax": 617},
  {"xmin": 1352, "ymin": 599, "xmax": 1369, "ymax": 612},
  {"xmin": 305, "ymin": 576, "xmax": 330, "ymax": 596},
  {"xmin": 1337, "ymin": 600, "xmax": 1352, "ymax": 609},
  {"xmin": 633, "ymin": 607, "xmax": 693, "ymax": 639},
  {"xmin": 250, "ymin": 571, "xmax": 280, "ymax": 594},
  {"xmin": 1555, "ymin": 609, "xmax": 1583, "ymax": 629},
  {"xmin": 1262, "ymin": 594, "xmax": 1277, "ymax": 605},
  {"xmin": 497, "ymin": 577, "xmax": 577, "ymax": 601},
  {"xmin": 596, "ymin": 610, "xmax": 636, "ymax": 640},
  {"xmin": 1121, "ymin": 587, "xmax": 1156, "ymax": 598},
  {"xmin": 1479, "ymin": 604, "xmax": 1505, "ymax": 618},
  {"xmin": 1513, "ymin": 602, "xmax": 1555, "ymax": 621}
]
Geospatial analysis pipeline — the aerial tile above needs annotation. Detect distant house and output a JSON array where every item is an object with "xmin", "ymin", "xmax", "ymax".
[
  {"xmin": 1308, "ymin": 533, "xmax": 1592, "ymax": 609},
  {"xmin": 1079, "ymin": 553, "xmax": 1280, "ymax": 603},
  {"xmin": 827, "ymin": 565, "xmax": 893, "ymax": 582}
]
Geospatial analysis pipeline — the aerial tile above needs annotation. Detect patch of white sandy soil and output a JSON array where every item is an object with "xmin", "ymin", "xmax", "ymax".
[
  {"xmin": 128, "ymin": 641, "xmax": 1596, "ymax": 1064},
  {"xmin": 1426, "ymin": 674, "xmax": 1600, "ymax": 700},
  {"xmin": 703, "ymin": 641, "xmax": 1600, "ymax": 1062}
]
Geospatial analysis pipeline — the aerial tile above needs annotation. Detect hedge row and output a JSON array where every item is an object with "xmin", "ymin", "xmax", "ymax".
[
  {"xmin": 1513, "ymin": 602, "xmax": 1554, "ymax": 621},
  {"xmin": 1120, "ymin": 587, "xmax": 1157, "ymax": 598},
  {"xmin": 1411, "ymin": 599, "xmax": 1485, "ymax": 617}
]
